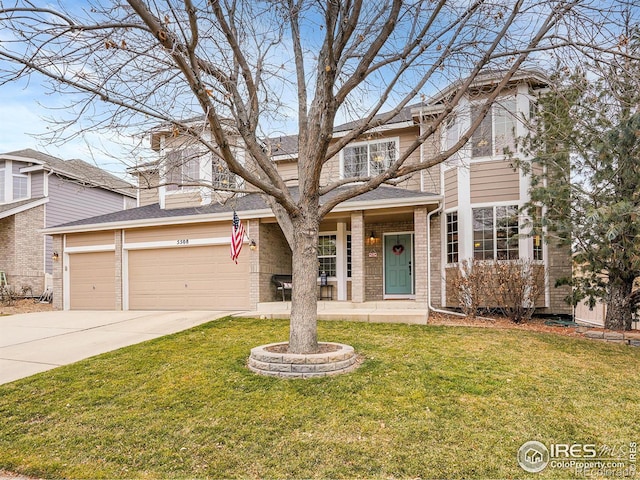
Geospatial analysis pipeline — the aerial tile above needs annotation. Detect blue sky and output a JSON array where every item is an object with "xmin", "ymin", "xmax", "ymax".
[{"xmin": 0, "ymin": 71, "xmax": 134, "ymax": 177}]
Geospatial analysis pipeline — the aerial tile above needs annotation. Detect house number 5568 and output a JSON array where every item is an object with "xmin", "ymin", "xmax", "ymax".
[{"xmin": 177, "ymin": 239, "xmax": 189, "ymax": 245}]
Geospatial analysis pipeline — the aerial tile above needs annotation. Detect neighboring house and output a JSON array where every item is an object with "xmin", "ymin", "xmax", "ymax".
[
  {"xmin": 45, "ymin": 70, "xmax": 572, "ymax": 314},
  {"xmin": 0, "ymin": 149, "xmax": 136, "ymax": 294}
]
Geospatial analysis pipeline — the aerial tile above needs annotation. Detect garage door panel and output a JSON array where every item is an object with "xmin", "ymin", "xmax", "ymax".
[
  {"xmin": 69, "ymin": 252, "xmax": 116, "ymax": 310},
  {"xmin": 128, "ymin": 246, "xmax": 250, "ymax": 310}
]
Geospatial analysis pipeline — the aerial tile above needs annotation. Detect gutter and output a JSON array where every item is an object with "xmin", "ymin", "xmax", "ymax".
[
  {"xmin": 44, "ymin": 193, "xmax": 444, "ymax": 235},
  {"xmin": 426, "ymin": 203, "xmax": 467, "ymax": 319}
]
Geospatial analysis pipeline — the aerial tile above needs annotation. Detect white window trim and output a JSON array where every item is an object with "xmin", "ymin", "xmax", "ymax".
[
  {"xmin": 469, "ymin": 97, "xmax": 518, "ymax": 161},
  {"xmin": 12, "ymin": 171, "xmax": 29, "ymax": 201},
  {"xmin": 211, "ymin": 148, "xmax": 243, "ymax": 191},
  {"xmin": 0, "ymin": 165, "xmax": 5, "ymax": 203},
  {"xmin": 318, "ymin": 229, "xmax": 351, "ymax": 300},
  {"xmin": 163, "ymin": 147, "xmax": 202, "ymax": 195},
  {"xmin": 471, "ymin": 203, "xmax": 520, "ymax": 262},
  {"xmin": 445, "ymin": 209, "xmax": 459, "ymax": 266},
  {"xmin": 340, "ymin": 136, "xmax": 400, "ymax": 179},
  {"xmin": 442, "ymin": 114, "xmax": 464, "ymax": 170}
]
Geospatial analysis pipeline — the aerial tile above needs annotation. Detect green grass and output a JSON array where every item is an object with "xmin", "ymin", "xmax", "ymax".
[{"xmin": 1, "ymin": 317, "xmax": 639, "ymax": 479}]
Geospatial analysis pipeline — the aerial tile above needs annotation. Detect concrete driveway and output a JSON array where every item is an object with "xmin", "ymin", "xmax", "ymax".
[{"xmin": 0, "ymin": 310, "xmax": 233, "ymax": 385}]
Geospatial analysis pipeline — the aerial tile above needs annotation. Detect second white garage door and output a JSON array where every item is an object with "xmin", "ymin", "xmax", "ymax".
[{"xmin": 128, "ymin": 246, "xmax": 250, "ymax": 310}]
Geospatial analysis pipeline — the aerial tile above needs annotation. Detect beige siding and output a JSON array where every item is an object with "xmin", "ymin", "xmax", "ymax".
[
  {"xmin": 125, "ymin": 223, "xmax": 229, "ymax": 243},
  {"xmin": 69, "ymin": 251, "xmax": 116, "ymax": 310},
  {"xmin": 423, "ymin": 164, "xmax": 441, "ymax": 194},
  {"xmin": 137, "ymin": 171, "xmax": 160, "ymax": 207},
  {"xmin": 66, "ymin": 231, "xmax": 115, "ymax": 248},
  {"xmin": 275, "ymin": 160, "xmax": 298, "ymax": 184},
  {"xmin": 164, "ymin": 190, "xmax": 203, "ymax": 209},
  {"xmin": 470, "ymin": 160, "xmax": 519, "ymax": 204},
  {"xmin": 444, "ymin": 169, "xmax": 458, "ymax": 209},
  {"xmin": 128, "ymin": 245, "xmax": 250, "ymax": 310}
]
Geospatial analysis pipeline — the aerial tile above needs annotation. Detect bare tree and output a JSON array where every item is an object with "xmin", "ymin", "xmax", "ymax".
[{"xmin": 0, "ymin": 0, "xmax": 632, "ymax": 353}]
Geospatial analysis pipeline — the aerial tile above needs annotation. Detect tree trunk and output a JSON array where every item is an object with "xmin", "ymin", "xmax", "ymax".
[
  {"xmin": 288, "ymin": 215, "xmax": 321, "ymax": 354},
  {"xmin": 605, "ymin": 277, "xmax": 634, "ymax": 331}
]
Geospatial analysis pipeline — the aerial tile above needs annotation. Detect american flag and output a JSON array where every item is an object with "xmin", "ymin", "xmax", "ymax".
[{"xmin": 230, "ymin": 210, "xmax": 245, "ymax": 264}]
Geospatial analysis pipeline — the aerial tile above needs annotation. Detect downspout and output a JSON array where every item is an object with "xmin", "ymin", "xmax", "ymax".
[{"xmin": 427, "ymin": 203, "xmax": 467, "ymax": 318}]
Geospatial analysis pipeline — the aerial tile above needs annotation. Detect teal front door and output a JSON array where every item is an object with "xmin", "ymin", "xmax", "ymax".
[{"xmin": 384, "ymin": 233, "xmax": 413, "ymax": 296}]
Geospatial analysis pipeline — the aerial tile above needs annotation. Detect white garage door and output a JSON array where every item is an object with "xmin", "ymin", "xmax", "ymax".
[
  {"xmin": 128, "ymin": 246, "xmax": 250, "ymax": 310},
  {"xmin": 69, "ymin": 251, "xmax": 116, "ymax": 310}
]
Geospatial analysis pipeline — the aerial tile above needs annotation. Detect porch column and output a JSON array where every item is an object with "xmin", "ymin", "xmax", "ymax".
[
  {"xmin": 248, "ymin": 219, "xmax": 260, "ymax": 310},
  {"xmin": 336, "ymin": 222, "xmax": 348, "ymax": 301},
  {"xmin": 114, "ymin": 230, "xmax": 123, "ymax": 310},
  {"xmin": 414, "ymin": 207, "xmax": 428, "ymax": 305},
  {"xmin": 350, "ymin": 210, "xmax": 365, "ymax": 303},
  {"xmin": 52, "ymin": 234, "xmax": 63, "ymax": 310}
]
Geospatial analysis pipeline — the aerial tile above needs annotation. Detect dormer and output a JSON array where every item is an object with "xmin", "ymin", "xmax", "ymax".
[{"xmin": 0, "ymin": 155, "xmax": 45, "ymax": 204}]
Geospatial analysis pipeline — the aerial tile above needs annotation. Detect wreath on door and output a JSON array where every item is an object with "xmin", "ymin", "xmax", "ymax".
[{"xmin": 392, "ymin": 235, "xmax": 405, "ymax": 256}]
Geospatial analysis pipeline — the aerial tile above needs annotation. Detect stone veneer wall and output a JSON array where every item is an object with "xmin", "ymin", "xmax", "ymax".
[
  {"xmin": 364, "ymin": 220, "xmax": 414, "ymax": 301},
  {"xmin": 0, "ymin": 216, "xmax": 16, "ymax": 283},
  {"xmin": 429, "ymin": 212, "xmax": 443, "ymax": 308},
  {"xmin": 545, "ymin": 242, "xmax": 573, "ymax": 315},
  {"xmin": 2, "ymin": 206, "xmax": 46, "ymax": 292},
  {"xmin": 258, "ymin": 222, "xmax": 292, "ymax": 302}
]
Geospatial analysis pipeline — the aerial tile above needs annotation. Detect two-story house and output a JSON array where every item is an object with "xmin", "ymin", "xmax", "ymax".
[
  {"xmin": 45, "ymin": 70, "xmax": 572, "ymax": 315},
  {"xmin": 0, "ymin": 149, "xmax": 136, "ymax": 295}
]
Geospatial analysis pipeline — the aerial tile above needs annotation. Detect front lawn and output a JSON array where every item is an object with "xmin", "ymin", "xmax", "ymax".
[{"xmin": 0, "ymin": 317, "xmax": 638, "ymax": 478}]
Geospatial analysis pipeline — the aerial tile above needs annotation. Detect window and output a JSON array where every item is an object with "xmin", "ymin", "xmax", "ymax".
[
  {"xmin": 318, "ymin": 235, "xmax": 337, "ymax": 277},
  {"xmin": 446, "ymin": 212, "xmax": 459, "ymax": 263},
  {"xmin": 444, "ymin": 115, "xmax": 459, "ymax": 151},
  {"xmin": 165, "ymin": 148, "xmax": 200, "ymax": 191},
  {"xmin": 13, "ymin": 174, "xmax": 28, "ymax": 200},
  {"xmin": 342, "ymin": 139, "xmax": 397, "ymax": 178},
  {"xmin": 212, "ymin": 158, "xmax": 238, "ymax": 189},
  {"xmin": 533, "ymin": 207, "xmax": 543, "ymax": 261},
  {"xmin": 471, "ymin": 98, "xmax": 517, "ymax": 158},
  {"xmin": 533, "ymin": 234, "xmax": 543, "ymax": 261},
  {"xmin": 496, "ymin": 205, "xmax": 519, "ymax": 260},
  {"xmin": 0, "ymin": 168, "xmax": 4, "ymax": 202},
  {"xmin": 473, "ymin": 205, "xmax": 519, "ymax": 260}
]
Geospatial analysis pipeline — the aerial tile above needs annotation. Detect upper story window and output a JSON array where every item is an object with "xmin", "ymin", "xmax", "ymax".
[
  {"xmin": 0, "ymin": 162, "xmax": 29, "ymax": 203},
  {"xmin": 165, "ymin": 148, "xmax": 201, "ymax": 192},
  {"xmin": 471, "ymin": 98, "xmax": 517, "ymax": 158},
  {"xmin": 13, "ymin": 173, "xmax": 28, "ymax": 200},
  {"xmin": 212, "ymin": 154, "xmax": 240, "ymax": 190},
  {"xmin": 342, "ymin": 138, "xmax": 398, "ymax": 178},
  {"xmin": 473, "ymin": 205, "xmax": 519, "ymax": 261}
]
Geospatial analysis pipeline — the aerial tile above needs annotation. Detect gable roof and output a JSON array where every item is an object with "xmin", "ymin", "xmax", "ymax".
[
  {"xmin": 45, "ymin": 186, "xmax": 441, "ymax": 233},
  {"xmin": 1, "ymin": 148, "xmax": 136, "ymax": 198},
  {"xmin": 0, "ymin": 196, "xmax": 48, "ymax": 220}
]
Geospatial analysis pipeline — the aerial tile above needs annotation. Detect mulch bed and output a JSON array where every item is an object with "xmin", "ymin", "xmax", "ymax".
[
  {"xmin": 427, "ymin": 311, "xmax": 584, "ymax": 337},
  {"xmin": 0, "ymin": 298, "xmax": 54, "ymax": 316}
]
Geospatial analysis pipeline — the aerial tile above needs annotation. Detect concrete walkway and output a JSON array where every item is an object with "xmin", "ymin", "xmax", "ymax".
[
  {"xmin": 242, "ymin": 300, "xmax": 430, "ymax": 324},
  {"xmin": 0, "ymin": 310, "xmax": 231, "ymax": 385}
]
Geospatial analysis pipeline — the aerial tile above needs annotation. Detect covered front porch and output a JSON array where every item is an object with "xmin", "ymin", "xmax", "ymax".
[{"xmin": 254, "ymin": 188, "xmax": 442, "ymax": 308}]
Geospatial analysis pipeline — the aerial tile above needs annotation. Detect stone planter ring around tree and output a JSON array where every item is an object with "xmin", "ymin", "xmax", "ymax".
[{"xmin": 248, "ymin": 342, "xmax": 360, "ymax": 379}]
